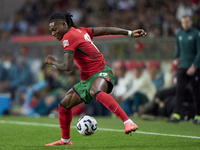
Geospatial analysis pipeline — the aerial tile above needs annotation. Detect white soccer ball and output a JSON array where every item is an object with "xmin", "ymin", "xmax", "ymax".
[{"xmin": 77, "ymin": 115, "xmax": 97, "ymax": 136}]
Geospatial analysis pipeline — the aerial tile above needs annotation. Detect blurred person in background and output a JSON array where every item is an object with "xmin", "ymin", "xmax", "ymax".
[
  {"xmin": 0, "ymin": 53, "xmax": 15, "ymax": 92},
  {"xmin": 141, "ymin": 62, "xmax": 195, "ymax": 121},
  {"xmin": 27, "ymin": 88, "xmax": 65, "ymax": 117},
  {"xmin": 112, "ymin": 60, "xmax": 135, "ymax": 116},
  {"xmin": 23, "ymin": 66, "xmax": 80, "ymax": 117},
  {"xmin": 44, "ymin": 11, "xmax": 146, "ymax": 146},
  {"xmin": 141, "ymin": 63, "xmax": 179, "ymax": 120},
  {"xmin": 148, "ymin": 60, "xmax": 165, "ymax": 90},
  {"xmin": 112, "ymin": 61, "xmax": 130, "ymax": 103},
  {"xmin": 170, "ymin": 15, "xmax": 200, "ymax": 124},
  {"xmin": 1, "ymin": 53, "xmax": 16, "ymax": 82},
  {"xmin": 21, "ymin": 64, "xmax": 51, "ymax": 114},
  {"xmin": 1, "ymin": 0, "xmax": 199, "ymax": 40},
  {"xmin": 0, "ymin": 56, "xmax": 7, "ymax": 92},
  {"xmin": 121, "ymin": 61, "xmax": 156, "ymax": 116},
  {"xmin": 0, "ymin": 57, "xmax": 7, "ymax": 81},
  {"xmin": 112, "ymin": 60, "xmax": 135, "ymax": 115},
  {"xmin": 1, "ymin": 56, "xmax": 33, "ymax": 103},
  {"xmin": 125, "ymin": 60, "xmax": 137, "ymax": 81}
]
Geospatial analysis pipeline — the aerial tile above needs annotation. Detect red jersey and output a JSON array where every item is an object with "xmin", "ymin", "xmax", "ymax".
[{"xmin": 62, "ymin": 27, "xmax": 106, "ymax": 81}]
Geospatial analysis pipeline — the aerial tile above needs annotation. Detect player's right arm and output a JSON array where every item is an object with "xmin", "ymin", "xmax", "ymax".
[
  {"xmin": 45, "ymin": 32, "xmax": 78, "ymax": 71},
  {"xmin": 45, "ymin": 53, "xmax": 74, "ymax": 71},
  {"xmin": 93, "ymin": 27, "xmax": 147, "ymax": 37}
]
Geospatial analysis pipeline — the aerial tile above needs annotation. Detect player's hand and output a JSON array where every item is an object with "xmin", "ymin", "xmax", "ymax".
[
  {"xmin": 45, "ymin": 55, "xmax": 56, "ymax": 65},
  {"xmin": 173, "ymin": 58, "xmax": 179, "ymax": 66},
  {"xmin": 131, "ymin": 29, "xmax": 147, "ymax": 37},
  {"xmin": 187, "ymin": 65, "xmax": 196, "ymax": 76}
]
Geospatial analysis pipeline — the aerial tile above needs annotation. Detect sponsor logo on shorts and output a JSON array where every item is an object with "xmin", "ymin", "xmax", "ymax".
[{"xmin": 99, "ymin": 73, "xmax": 108, "ymax": 76}]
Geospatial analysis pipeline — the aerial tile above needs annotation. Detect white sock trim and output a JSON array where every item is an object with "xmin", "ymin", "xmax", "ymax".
[
  {"xmin": 61, "ymin": 138, "xmax": 71, "ymax": 143},
  {"xmin": 124, "ymin": 119, "xmax": 133, "ymax": 125}
]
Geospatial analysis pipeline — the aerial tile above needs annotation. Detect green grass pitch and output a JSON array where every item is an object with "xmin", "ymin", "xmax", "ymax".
[{"xmin": 0, "ymin": 116, "xmax": 200, "ymax": 150}]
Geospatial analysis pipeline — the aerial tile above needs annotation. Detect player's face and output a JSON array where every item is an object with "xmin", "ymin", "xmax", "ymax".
[
  {"xmin": 181, "ymin": 17, "xmax": 192, "ymax": 31},
  {"xmin": 49, "ymin": 21, "xmax": 67, "ymax": 41}
]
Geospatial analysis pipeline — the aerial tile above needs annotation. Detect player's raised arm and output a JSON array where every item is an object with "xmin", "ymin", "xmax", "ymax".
[
  {"xmin": 45, "ymin": 53, "xmax": 74, "ymax": 71},
  {"xmin": 93, "ymin": 27, "xmax": 147, "ymax": 37}
]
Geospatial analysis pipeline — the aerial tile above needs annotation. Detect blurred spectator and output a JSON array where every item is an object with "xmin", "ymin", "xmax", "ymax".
[
  {"xmin": 21, "ymin": 65, "xmax": 81, "ymax": 116},
  {"xmin": 27, "ymin": 90, "xmax": 63, "ymax": 116},
  {"xmin": 141, "ymin": 63, "xmax": 178, "ymax": 120},
  {"xmin": 1, "ymin": 56, "xmax": 33, "ymax": 103},
  {"xmin": 112, "ymin": 60, "xmax": 133, "ymax": 116},
  {"xmin": 0, "ymin": 0, "xmax": 200, "ymax": 40},
  {"xmin": 9, "ymin": 57, "xmax": 33, "ymax": 88},
  {"xmin": 113, "ymin": 60, "xmax": 129, "ymax": 101},
  {"xmin": 141, "ymin": 63, "xmax": 195, "ymax": 120},
  {"xmin": 0, "ymin": 60, "xmax": 7, "ymax": 82},
  {"xmin": 126, "ymin": 60, "xmax": 137, "ymax": 72},
  {"xmin": 176, "ymin": 1, "xmax": 194, "ymax": 21},
  {"xmin": 148, "ymin": 60, "xmax": 165, "ymax": 90},
  {"xmin": 120, "ymin": 61, "xmax": 156, "ymax": 116},
  {"xmin": 141, "ymin": 86, "xmax": 195, "ymax": 120},
  {"xmin": 21, "ymin": 64, "xmax": 50, "ymax": 114}
]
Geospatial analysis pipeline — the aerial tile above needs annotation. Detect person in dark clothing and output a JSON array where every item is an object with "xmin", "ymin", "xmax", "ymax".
[
  {"xmin": 141, "ymin": 86, "xmax": 195, "ymax": 120},
  {"xmin": 142, "ymin": 86, "xmax": 176, "ymax": 119},
  {"xmin": 171, "ymin": 15, "xmax": 200, "ymax": 124}
]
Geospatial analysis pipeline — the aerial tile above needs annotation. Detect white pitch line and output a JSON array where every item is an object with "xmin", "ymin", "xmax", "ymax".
[{"xmin": 0, "ymin": 120, "xmax": 200, "ymax": 139}]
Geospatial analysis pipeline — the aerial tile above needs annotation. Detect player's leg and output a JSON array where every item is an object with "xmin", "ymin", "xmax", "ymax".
[
  {"xmin": 90, "ymin": 77, "xmax": 138, "ymax": 134},
  {"xmin": 45, "ymin": 88, "xmax": 82, "ymax": 146},
  {"xmin": 190, "ymin": 69, "xmax": 200, "ymax": 124}
]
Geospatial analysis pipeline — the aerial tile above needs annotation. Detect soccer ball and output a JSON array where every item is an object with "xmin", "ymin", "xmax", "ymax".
[{"xmin": 77, "ymin": 115, "xmax": 97, "ymax": 136}]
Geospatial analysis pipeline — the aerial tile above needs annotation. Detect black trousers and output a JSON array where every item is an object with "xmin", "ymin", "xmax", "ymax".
[
  {"xmin": 174, "ymin": 68, "xmax": 200, "ymax": 115},
  {"xmin": 143, "ymin": 86, "xmax": 176, "ymax": 116}
]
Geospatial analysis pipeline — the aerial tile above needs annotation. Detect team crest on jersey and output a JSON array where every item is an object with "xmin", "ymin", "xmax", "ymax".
[
  {"xmin": 188, "ymin": 36, "xmax": 193, "ymax": 40},
  {"xmin": 63, "ymin": 40, "xmax": 69, "ymax": 47}
]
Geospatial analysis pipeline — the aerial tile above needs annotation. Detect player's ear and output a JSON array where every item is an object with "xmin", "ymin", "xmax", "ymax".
[{"xmin": 63, "ymin": 21, "xmax": 67, "ymax": 28}]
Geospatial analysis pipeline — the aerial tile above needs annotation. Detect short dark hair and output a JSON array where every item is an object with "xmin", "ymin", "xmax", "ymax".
[
  {"xmin": 49, "ymin": 11, "xmax": 76, "ymax": 29},
  {"xmin": 181, "ymin": 15, "xmax": 192, "ymax": 20}
]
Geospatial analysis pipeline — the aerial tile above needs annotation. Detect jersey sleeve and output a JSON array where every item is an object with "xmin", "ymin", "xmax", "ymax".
[
  {"xmin": 83, "ymin": 27, "xmax": 94, "ymax": 39},
  {"xmin": 193, "ymin": 31, "xmax": 200, "ymax": 68},
  {"xmin": 62, "ymin": 33, "xmax": 79, "ymax": 54}
]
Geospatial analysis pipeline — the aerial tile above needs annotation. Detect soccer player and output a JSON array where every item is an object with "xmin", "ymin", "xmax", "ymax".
[
  {"xmin": 45, "ymin": 11, "xmax": 147, "ymax": 146},
  {"xmin": 170, "ymin": 15, "xmax": 200, "ymax": 124}
]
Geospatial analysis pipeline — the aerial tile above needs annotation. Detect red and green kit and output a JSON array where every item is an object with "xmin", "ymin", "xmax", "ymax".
[{"xmin": 62, "ymin": 27, "xmax": 115, "ymax": 103}]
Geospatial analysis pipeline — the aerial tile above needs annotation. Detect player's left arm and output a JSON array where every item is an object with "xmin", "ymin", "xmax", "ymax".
[
  {"xmin": 45, "ymin": 53, "xmax": 74, "ymax": 71},
  {"xmin": 187, "ymin": 31, "xmax": 200, "ymax": 75},
  {"xmin": 93, "ymin": 27, "xmax": 147, "ymax": 37},
  {"xmin": 193, "ymin": 31, "xmax": 200, "ymax": 68}
]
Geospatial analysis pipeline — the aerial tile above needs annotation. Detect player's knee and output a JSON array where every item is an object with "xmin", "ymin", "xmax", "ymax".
[
  {"xmin": 90, "ymin": 90, "xmax": 103, "ymax": 102},
  {"xmin": 90, "ymin": 87, "xmax": 103, "ymax": 98},
  {"xmin": 90, "ymin": 89, "xmax": 96, "ymax": 98},
  {"xmin": 60, "ymin": 100, "xmax": 70, "ymax": 109},
  {"xmin": 60, "ymin": 94, "xmax": 73, "ymax": 109}
]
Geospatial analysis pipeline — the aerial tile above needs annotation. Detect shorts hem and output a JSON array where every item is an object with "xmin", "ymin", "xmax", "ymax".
[
  {"xmin": 72, "ymin": 87, "xmax": 88, "ymax": 104},
  {"xmin": 96, "ymin": 77, "xmax": 114, "ymax": 94}
]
